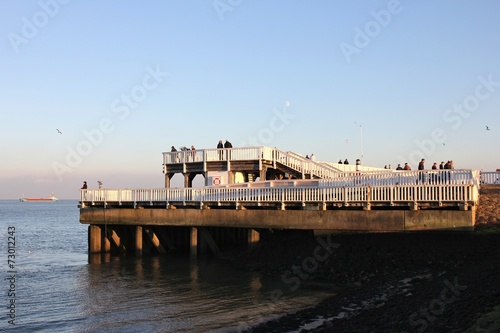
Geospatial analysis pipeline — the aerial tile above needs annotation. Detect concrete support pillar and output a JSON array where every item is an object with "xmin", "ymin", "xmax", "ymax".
[
  {"xmin": 102, "ymin": 226, "xmax": 111, "ymax": 252},
  {"xmin": 247, "ymin": 229, "xmax": 260, "ymax": 248},
  {"xmin": 199, "ymin": 227, "xmax": 220, "ymax": 255},
  {"xmin": 108, "ymin": 228, "xmax": 126, "ymax": 253},
  {"xmin": 470, "ymin": 205, "xmax": 476, "ymax": 225},
  {"xmin": 135, "ymin": 226, "xmax": 143, "ymax": 257},
  {"xmin": 144, "ymin": 227, "xmax": 167, "ymax": 254},
  {"xmin": 89, "ymin": 225, "xmax": 101, "ymax": 254},
  {"xmin": 199, "ymin": 228, "xmax": 208, "ymax": 254},
  {"xmin": 190, "ymin": 227, "xmax": 198, "ymax": 257},
  {"xmin": 165, "ymin": 173, "xmax": 174, "ymax": 188},
  {"xmin": 260, "ymin": 168, "xmax": 267, "ymax": 181},
  {"xmin": 228, "ymin": 171, "xmax": 235, "ymax": 184},
  {"xmin": 184, "ymin": 173, "xmax": 197, "ymax": 188}
]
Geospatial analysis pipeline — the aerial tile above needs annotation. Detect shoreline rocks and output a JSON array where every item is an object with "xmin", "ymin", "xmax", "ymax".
[{"xmin": 226, "ymin": 185, "xmax": 500, "ymax": 332}]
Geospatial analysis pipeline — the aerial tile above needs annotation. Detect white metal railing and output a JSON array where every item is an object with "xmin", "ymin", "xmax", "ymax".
[
  {"xmin": 162, "ymin": 146, "xmax": 346, "ymax": 179},
  {"xmin": 163, "ymin": 147, "xmax": 266, "ymax": 165},
  {"xmin": 480, "ymin": 171, "xmax": 500, "ymax": 184},
  {"xmin": 80, "ymin": 182, "xmax": 478, "ymax": 207},
  {"xmin": 320, "ymin": 170, "xmax": 479, "ymax": 187}
]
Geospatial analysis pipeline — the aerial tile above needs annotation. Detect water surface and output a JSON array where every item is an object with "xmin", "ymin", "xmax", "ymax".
[{"xmin": 0, "ymin": 200, "xmax": 333, "ymax": 332}]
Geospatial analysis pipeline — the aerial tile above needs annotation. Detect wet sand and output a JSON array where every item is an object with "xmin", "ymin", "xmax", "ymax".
[{"xmin": 227, "ymin": 185, "xmax": 500, "ymax": 332}]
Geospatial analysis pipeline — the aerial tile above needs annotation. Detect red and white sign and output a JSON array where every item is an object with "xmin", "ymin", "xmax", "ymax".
[{"xmin": 212, "ymin": 177, "xmax": 221, "ymax": 185}]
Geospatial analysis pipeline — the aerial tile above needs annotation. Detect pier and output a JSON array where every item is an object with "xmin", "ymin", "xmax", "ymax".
[{"xmin": 79, "ymin": 146, "xmax": 491, "ymax": 256}]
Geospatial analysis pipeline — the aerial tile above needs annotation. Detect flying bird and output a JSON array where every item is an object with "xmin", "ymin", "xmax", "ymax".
[
  {"xmin": 486, "ymin": 126, "xmax": 490, "ymax": 131},
  {"xmin": 56, "ymin": 129, "xmax": 62, "ymax": 134}
]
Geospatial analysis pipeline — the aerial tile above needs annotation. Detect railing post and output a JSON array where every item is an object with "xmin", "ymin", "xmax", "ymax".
[
  {"xmin": 259, "ymin": 147, "xmax": 263, "ymax": 172},
  {"xmin": 280, "ymin": 187, "xmax": 285, "ymax": 210},
  {"xmin": 203, "ymin": 149, "xmax": 207, "ymax": 172}
]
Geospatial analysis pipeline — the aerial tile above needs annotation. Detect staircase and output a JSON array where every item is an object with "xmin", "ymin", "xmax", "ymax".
[{"xmin": 270, "ymin": 148, "xmax": 344, "ymax": 179}]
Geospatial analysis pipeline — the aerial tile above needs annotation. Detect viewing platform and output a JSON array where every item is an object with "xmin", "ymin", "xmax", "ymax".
[
  {"xmin": 79, "ymin": 146, "xmax": 495, "ymax": 257},
  {"xmin": 161, "ymin": 146, "xmax": 384, "ymax": 187}
]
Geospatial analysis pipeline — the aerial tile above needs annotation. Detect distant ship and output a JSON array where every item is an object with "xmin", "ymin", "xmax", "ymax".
[{"xmin": 19, "ymin": 194, "xmax": 58, "ymax": 202}]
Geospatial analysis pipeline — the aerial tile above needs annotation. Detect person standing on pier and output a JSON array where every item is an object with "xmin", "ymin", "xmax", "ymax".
[
  {"xmin": 81, "ymin": 181, "xmax": 87, "ymax": 189},
  {"xmin": 171, "ymin": 146, "xmax": 178, "ymax": 163},
  {"xmin": 418, "ymin": 158, "xmax": 425, "ymax": 170},
  {"xmin": 224, "ymin": 140, "xmax": 233, "ymax": 160},
  {"xmin": 190, "ymin": 145, "xmax": 196, "ymax": 161},
  {"xmin": 217, "ymin": 140, "xmax": 223, "ymax": 160},
  {"xmin": 418, "ymin": 158, "xmax": 425, "ymax": 183}
]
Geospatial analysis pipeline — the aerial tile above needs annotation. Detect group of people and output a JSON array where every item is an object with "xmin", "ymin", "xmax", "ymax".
[
  {"xmin": 217, "ymin": 140, "xmax": 232, "ymax": 160},
  {"xmin": 170, "ymin": 145, "xmax": 196, "ymax": 153},
  {"xmin": 395, "ymin": 159, "xmax": 455, "ymax": 171},
  {"xmin": 216, "ymin": 140, "xmax": 232, "ymax": 149},
  {"xmin": 170, "ymin": 140, "xmax": 233, "ymax": 153},
  {"xmin": 169, "ymin": 140, "xmax": 234, "ymax": 161}
]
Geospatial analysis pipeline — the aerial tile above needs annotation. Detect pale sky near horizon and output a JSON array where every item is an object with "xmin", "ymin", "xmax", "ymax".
[{"xmin": 1, "ymin": 0, "xmax": 499, "ymax": 199}]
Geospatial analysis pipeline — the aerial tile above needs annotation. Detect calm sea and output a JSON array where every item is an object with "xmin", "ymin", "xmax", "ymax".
[{"xmin": 0, "ymin": 200, "xmax": 333, "ymax": 333}]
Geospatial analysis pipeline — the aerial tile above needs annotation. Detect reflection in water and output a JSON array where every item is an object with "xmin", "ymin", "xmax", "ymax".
[
  {"xmin": 0, "ymin": 200, "xmax": 335, "ymax": 332},
  {"xmin": 80, "ymin": 254, "xmax": 335, "ymax": 332}
]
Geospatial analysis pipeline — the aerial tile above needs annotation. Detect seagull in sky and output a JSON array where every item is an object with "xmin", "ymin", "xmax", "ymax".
[
  {"xmin": 56, "ymin": 129, "xmax": 62, "ymax": 134},
  {"xmin": 486, "ymin": 126, "xmax": 490, "ymax": 131}
]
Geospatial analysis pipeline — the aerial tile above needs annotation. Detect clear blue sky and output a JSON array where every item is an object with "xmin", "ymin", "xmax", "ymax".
[{"xmin": 1, "ymin": 0, "xmax": 499, "ymax": 199}]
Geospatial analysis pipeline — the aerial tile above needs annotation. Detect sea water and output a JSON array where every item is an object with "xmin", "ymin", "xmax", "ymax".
[{"xmin": 0, "ymin": 200, "xmax": 333, "ymax": 333}]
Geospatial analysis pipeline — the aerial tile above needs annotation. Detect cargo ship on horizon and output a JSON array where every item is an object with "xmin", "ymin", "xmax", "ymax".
[{"xmin": 19, "ymin": 194, "xmax": 58, "ymax": 202}]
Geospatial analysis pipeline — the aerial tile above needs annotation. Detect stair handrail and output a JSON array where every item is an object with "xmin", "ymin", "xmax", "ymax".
[{"xmin": 272, "ymin": 148, "xmax": 343, "ymax": 179}]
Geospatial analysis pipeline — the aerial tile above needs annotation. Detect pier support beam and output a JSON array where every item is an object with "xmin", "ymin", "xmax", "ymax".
[
  {"xmin": 190, "ymin": 227, "xmax": 198, "ymax": 257},
  {"xmin": 89, "ymin": 225, "xmax": 101, "ymax": 254},
  {"xmin": 107, "ymin": 228, "xmax": 126, "ymax": 253},
  {"xmin": 135, "ymin": 226, "xmax": 143, "ymax": 257},
  {"xmin": 184, "ymin": 173, "xmax": 198, "ymax": 188},
  {"xmin": 260, "ymin": 168, "xmax": 267, "ymax": 181},
  {"xmin": 247, "ymin": 229, "xmax": 260, "ymax": 248},
  {"xmin": 103, "ymin": 226, "xmax": 111, "ymax": 252},
  {"xmin": 144, "ymin": 227, "xmax": 167, "ymax": 254},
  {"xmin": 228, "ymin": 171, "xmax": 235, "ymax": 184},
  {"xmin": 198, "ymin": 227, "xmax": 220, "ymax": 255},
  {"xmin": 164, "ymin": 173, "xmax": 175, "ymax": 188}
]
